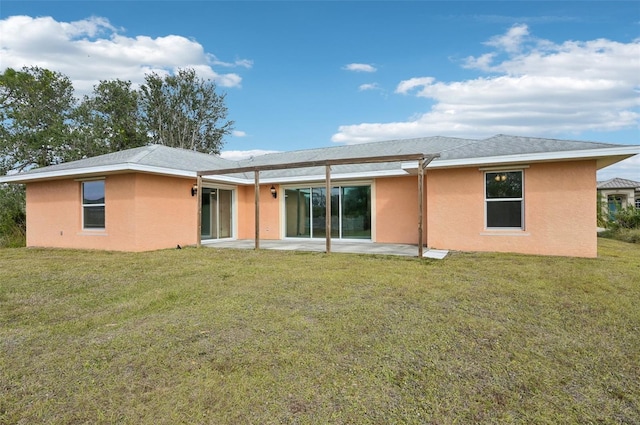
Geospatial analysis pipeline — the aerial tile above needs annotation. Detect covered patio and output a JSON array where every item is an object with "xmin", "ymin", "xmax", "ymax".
[
  {"xmin": 201, "ymin": 239, "xmax": 449, "ymax": 259},
  {"xmin": 196, "ymin": 152, "xmax": 441, "ymax": 258}
]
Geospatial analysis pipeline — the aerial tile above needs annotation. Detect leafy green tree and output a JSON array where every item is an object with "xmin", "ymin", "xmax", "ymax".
[
  {"xmin": 140, "ymin": 68, "xmax": 233, "ymax": 154},
  {"xmin": 73, "ymin": 79, "xmax": 148, "ymax": 157},
  {"xmin": 1, "ymin": 67, "xmax": 236, "ymax": 245},
  {"xmin": 0, "ymin": 66, "xmax": 77, "ymax": 174}
]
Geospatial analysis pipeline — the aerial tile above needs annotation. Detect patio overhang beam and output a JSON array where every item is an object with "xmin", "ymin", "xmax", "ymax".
[
  {"xmin": 197, "ymin": 153, "xmax": 434, "ymax": 177},
  {"xmin": 196, "ymin": 152, "xmax": 440, "ymax": 257}
]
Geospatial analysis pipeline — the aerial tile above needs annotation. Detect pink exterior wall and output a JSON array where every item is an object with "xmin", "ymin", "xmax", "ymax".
[
  {"xmin": 131, "ymin": 174, "xmax": 198, "ymax": 250},
  {"xmin": 375, "ymin": 176, "xmax": 421, "ymax": 244},
  {"xmin": 24, "ymin": 161, "xmax": 597, "ymax": 257},
  {"xmin": 26, "ymin": 173, "xmax": 198, "ymax": 252},
  {"xmin": 426, "ymin": 160, "xmax": 597, "ymax": 257},
  {"xmin": 236, "ymin": 184, "xmax": 281, "ymax": 240}
]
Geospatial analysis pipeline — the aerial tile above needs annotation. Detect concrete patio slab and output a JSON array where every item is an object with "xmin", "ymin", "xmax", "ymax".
[
  {"xmin": 423, "ymin": 249, "xmax": 449, "ymax": 259},
  {"xmin": 202, "ymin": 239, "xmax": 448, "ymax": 259}
]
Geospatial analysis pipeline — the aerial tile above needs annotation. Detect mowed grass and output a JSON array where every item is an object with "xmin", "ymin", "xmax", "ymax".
[{"xmin": 1, "ymin": 240, "xmax": 639, "ymax": 424}]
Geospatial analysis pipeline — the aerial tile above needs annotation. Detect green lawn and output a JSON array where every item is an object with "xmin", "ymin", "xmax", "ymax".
[{"xmin": 1, "ymin": 240, "xmax": 639, "ymax": 424}]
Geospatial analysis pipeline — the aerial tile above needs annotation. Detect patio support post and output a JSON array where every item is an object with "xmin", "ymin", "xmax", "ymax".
[
  {"xmin": 255, "ymin": 170, "xmax": 260, "ymax": 250},
  {"xmin": 417, "ymin": 158, "xmax": 424, "ymax": 258},
  {"xmin": 325, "ymin": 165, "xmax": 332, "ymax": 254},
  {"xmin": 196, "ymin": 175, "xmax": 202, "ymax": 248}
]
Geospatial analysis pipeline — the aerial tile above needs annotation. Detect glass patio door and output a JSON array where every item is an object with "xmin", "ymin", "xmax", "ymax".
[
  {"xmin": 311, "ymin": 187, "xmax": 339, "ymax": 239},
  {"xmin": 285, "ymin": 185, "xmax": 371, "ymax": 239},
  {"xmin": 201, "ymin": 188, "xmax": 233, "ymax": 239},
  {"xmin": 285, "ymin": 188, "xmax": 311, "ymax": 237}
]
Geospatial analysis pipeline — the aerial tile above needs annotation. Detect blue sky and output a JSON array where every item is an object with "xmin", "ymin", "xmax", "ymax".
[{"xmin": 1, "ymin": 1, "xmax": 639, "ymax": 180}]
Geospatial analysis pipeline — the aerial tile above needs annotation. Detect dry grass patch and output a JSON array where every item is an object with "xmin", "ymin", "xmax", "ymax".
[{"xmin": 1, "ymin": 239, "xmax": 639, "ymax": 424}]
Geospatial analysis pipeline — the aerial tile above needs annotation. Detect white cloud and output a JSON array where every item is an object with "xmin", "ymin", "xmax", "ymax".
[
  {"xmin": 343, "ymin": 63, "xmax": 377, "ymax": 72},
  {"xmin": 358, "ymin": 83, "xmax": 380, "ymax": 91},
  {"xmin": 0, "ymin": 15, "xmax": 249, "ymax": 95},
  {"xmin": 220, "ymin": 149, "xmax": 279, "ymax": 161},
  {"xmin": 395, "ymin": 77, "xmax": 436, "ymax": 95},
  {"xmin": 232, "ymin": 130, "xmax": 248, "ymax": 138},
  {"xmin": 332, "ymin": 25, "xmax": 640, "ymax": 145},
  {"xmin": 485, "ymin": 23, "xmax": 530, "ymax": 53},
  {"xmin": 211, "ymin": 56, "xmax": 254, "ymax": 69}
]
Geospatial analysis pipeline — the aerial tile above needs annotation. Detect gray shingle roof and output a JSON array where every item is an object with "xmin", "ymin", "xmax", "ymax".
[
  {"xmin": 236, "ymin": 136, "xmax": 468, "ymax": 167},
  {"xmin": 21, "ymin": 144, "xmax": 237, "ymax": 175},
  {"xmin": 439, "ymin": 134, "xmax": 622, "ymax": 160},
  {"xmin": 220, "ymin": 136, "xmax": 453, "ymax": 179},
  {"xmin": 236, "ymin": 134, "xmax": 623, "ymax": 169},
  {"xmin": 228, "ymin": 134, "xmax": 630, "ymax": 179},
  {"xmin": 2, "ymin": 134, "xmax": 636, "ymax": 183},
  {"xmin": 597, "ymin": 177, "xmax": 640, "ymax": 189}
]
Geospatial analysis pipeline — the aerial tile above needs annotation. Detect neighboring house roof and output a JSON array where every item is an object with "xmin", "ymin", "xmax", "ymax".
[
  {"xmin": 597, "ymin": 177, "xmax": 640, "ymax": 190},
  {"xmin": 2, "ymin": 134, "xmax": 639, "ymax": 184}
]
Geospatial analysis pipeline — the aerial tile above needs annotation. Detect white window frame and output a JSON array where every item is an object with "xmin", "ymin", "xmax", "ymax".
[
  {"xmin": 484, "ymin": 170, "xmax": 524, "ymax": 230},
  {"xmin": 81, "ymin": 179, "xmax": 106, "ymax": 230}
]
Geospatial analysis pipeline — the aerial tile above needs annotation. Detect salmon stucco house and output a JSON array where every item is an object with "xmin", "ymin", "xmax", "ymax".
[{"xmin": 1, "ymin": 134, "xmax": 639, "ymax": 257}]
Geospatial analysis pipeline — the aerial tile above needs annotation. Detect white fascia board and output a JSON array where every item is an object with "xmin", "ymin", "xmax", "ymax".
[
  {"xmin": 401, "ymin": 146, "xmax": 640, "ymax": 171},
  {"xmin": 0, "ymin": 163, "xmax": 198, "ymax": 183}
]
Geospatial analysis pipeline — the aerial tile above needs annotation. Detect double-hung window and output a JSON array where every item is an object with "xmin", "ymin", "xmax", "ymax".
[
  {"xmin": 485, "ymin": 171, "xmax": 523, "ymax": 229},
  {"xmin": 82, "ymin": 180, "xmax": 105, "ymax": 229}
]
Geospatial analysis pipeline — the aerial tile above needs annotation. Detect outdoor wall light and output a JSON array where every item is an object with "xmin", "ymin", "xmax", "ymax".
[
  {"xmin": 191, "ymin": 185, "xmax": 198, "ymax": 197},
  {"xmin": 494, "ymin": 174, "xmax": 507, "ymax": 182},
  {"xmin": 270, "ymin": 185, "xmax": 277, "ymax": 199}
]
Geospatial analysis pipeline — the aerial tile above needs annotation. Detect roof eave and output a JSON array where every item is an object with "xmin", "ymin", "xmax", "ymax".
[
  {"xmin": 4, "ymin": 145, "xmax": 638, "ymax": 184},
  {"xmin": 0, "ymin": 163, "xmax": 199, "ymax": 184},
  {"xmin": 410, "ymin": 146, "xmax": 640, "ymax": 171}
]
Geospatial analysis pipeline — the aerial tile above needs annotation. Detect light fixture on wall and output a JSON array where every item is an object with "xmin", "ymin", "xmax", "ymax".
[
  {"xmin": 191, "ymin": 185, "xmax": 198, "ymax": 197},
  {"xmin": 270, "ymin": 185, "xmax": 277, "ymax": 199},
  {"xmin": 494, "ymin": 174, "xmax": 507, "ymax": 182}
]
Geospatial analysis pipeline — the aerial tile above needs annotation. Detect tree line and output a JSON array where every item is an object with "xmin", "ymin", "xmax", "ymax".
[{"xmin": 0, "ymin": 66, "xmax": 234, "ymax": 246}]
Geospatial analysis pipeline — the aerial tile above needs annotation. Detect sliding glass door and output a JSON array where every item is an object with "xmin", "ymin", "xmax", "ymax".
[
  {"xmin": 341, "ymin": 186, "xmax": 371, "ymax": 239},
  {"xmin": 311, "ymin": 187, "xmax": 340, "ymax": 238},
  {"xmin": 285, "ymin": 188, "xmax": 311, "ymax": 237},
  {"xmin": 201, "ymin": 188, "xmax": 233, "ymax": 239},
  {"xmin": 285, "ymin": 185, "xmax": 371, "ymax": 239}
]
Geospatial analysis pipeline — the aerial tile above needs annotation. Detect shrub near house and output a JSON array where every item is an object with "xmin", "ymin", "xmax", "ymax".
[
  {"xmin": 0, "ymin": 184, "xmax": 26, "ymax": 247},
  {"xmin": 599, "ymin": 204, "xmax": 640, "ymax": 243}
]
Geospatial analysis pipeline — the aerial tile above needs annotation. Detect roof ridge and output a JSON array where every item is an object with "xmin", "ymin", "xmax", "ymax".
[
  {"xmin": 612, "ymin": 177, "xmax": 640, "ymax": 185},
  {"xmin": 436, "ymin": 138, "xmax": 480, "ymax": 153},
  {"xmin": 128, "ymin": 144, "xmax": 161, "ymax": 164},
  {"xmin": 597, "ymin": 176, "xmax": 640, "ymax": 189}
]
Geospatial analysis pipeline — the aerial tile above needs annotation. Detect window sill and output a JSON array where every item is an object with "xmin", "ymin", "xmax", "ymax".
[
  {"xmin": 78, "ymin": 230, "xmax": 108, "ymax": 236},
  {"xmin": 480, "ymin": 230, "xmax": 530, "ymax": 237}
]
